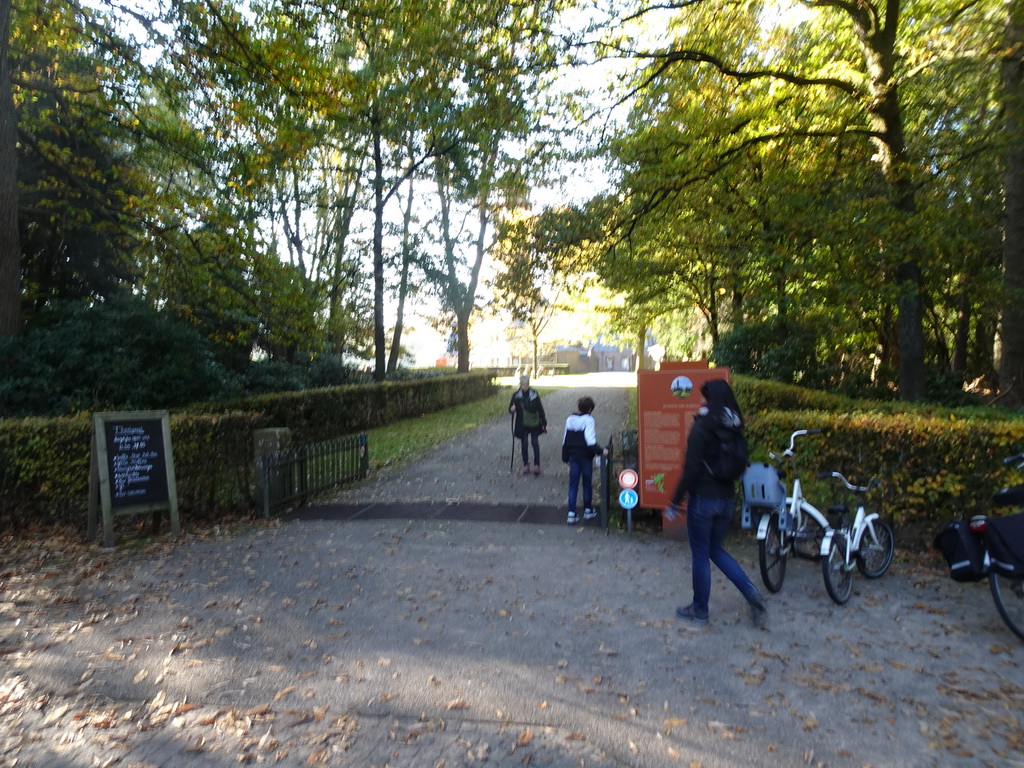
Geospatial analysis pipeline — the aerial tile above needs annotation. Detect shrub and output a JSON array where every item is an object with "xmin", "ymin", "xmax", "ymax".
[
  {"xmin": 0, "ymin": 299, "xmax": 226, "ymax": 417},
  {"xmin": 0, "ymin": 372, "xmax": 499, "ymax": 528}
]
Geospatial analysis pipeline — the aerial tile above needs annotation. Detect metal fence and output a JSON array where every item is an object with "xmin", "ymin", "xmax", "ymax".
[
  {"xmin": 261, "ymin": 434, "xmax": 369, "ymax": 518},
  {"xmin": 599, "ymin": 434, "xmax": 614, "ymax": 528}
]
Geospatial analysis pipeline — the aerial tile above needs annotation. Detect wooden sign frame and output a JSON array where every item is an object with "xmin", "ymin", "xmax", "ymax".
[{"xmin": 88, "ymin": 410, "xmax": 181, "ymax": 547}]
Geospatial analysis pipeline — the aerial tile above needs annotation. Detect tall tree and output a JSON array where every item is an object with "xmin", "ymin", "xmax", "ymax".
[
  {"xmin": 491, "ymin": 214, "xmax": 562, "ymax": 377},
  {"xmin": 592, "ymin": 0, "xmax": 1005, "ymax": 400},
  {"xmin": 0, "ymin": 0, "xmax": 18, "ymax": 337},
  {"xmin": 1000, "ymin": 0, "xmax": 1024, "ymax": 407}
]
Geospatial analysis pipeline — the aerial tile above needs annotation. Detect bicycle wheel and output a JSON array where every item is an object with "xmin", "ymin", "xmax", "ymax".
[
  {"xmin": 856, "ymin": 518, "xmax": 895, "ymax": 578},
  {"xmin": 989, "ymin": 570, "xmax": 1024, "ymax": 642},
  {"xmin": 822, "ymin": 533, "xmax": 853, "ymax": 605},
  {"xmin": 758, "ymin": 512, "xmax": 787, "ymax": 593}
]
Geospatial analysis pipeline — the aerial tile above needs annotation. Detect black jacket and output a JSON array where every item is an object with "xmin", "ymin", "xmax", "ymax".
[
  {"xmin": 669, "ymin": 412, "xmax": 737, "ymax": 503},
  {"xmin": 509, "ymin": 388, "xmax": 546, "ymax": 438}
]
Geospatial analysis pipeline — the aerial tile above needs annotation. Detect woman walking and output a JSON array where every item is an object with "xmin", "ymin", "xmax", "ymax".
[{"xmin": 665, "ymin": 379, "xmax": 767, "ymax": 627}]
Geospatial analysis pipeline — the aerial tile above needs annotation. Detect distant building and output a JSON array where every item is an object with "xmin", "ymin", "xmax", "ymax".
[{"xmin": 551, "ymin": 340, "xmax": 637, "ymax": 374}]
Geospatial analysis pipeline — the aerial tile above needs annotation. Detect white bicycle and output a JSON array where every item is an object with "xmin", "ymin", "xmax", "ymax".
[
  {"xmin": 819, "ymin": 472, "xmax": 895, "ymax": 604},
  {"xmin": 742, "ymin": 429, "xmax": 832, "ymax": 593}
]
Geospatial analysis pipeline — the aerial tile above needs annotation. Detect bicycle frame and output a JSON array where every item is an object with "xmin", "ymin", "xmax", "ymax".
[
  {"xmin": 821, "ymin": 502, "xmax": 882, "ymax": 567},
  {"xmin": 756, "ymin": 480, "xmax": 832, "ymax": 556},
  {"xmin": 754, "ymin": 429, "xmax": 831, "ymax": 556}
]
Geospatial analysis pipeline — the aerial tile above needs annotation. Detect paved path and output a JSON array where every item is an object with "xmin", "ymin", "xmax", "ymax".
[
  {"xmin": 320, "ymin": 373, "xmax": 634, "ymax": 514},
  {"xmin": 2, "ymin": 374, "xmax": 1022, "ymax": 768}
]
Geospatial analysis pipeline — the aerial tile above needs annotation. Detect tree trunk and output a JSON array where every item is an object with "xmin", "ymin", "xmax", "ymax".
[
  {"xmin": 0, "ymin": 0, "xmax": 21, "ymax": 337},
  {"xmin": 327, "ymin": 158, "xmax": 361, "ymax": 355},
  {"xmin": 1000, "ymin": 0, "xmax": 1024, "ymax": 408},
  {"xmin": 456, "ymin": 308, "xmax": 471, "ymax": 373},
  {"xmin": 457, "ymin": 199, "xmax": 490, "ymax": 373},
  {"xmin": 951, "ymin": 287, "xmax": 970, "ymax": 378},
  {"xmin": 371, "ymin": 113, "xmax": 387, "ymax": 381},
  {"xmin": 849, "ymin": 0, "xmax": 926, "ymax": 401},
  {"xmin": 896, "ymin": 259, "xmax": 925, "ymax": 400},
  {"xmin": 387, "ymin": 169, "xmax": 416, "ymax": 374}
]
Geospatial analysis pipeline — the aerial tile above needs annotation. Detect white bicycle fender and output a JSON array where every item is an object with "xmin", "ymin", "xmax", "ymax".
[
  {"xmin": 756, "ymin": 514, "xmax": 771, "ymax": 541},
  {"xmin": 852, "ymin": 513, "xmax": 880, "ymax": 550},
  {"xmin": 820, "ymin": 529, "xmax": 835, "ymax": 558}
]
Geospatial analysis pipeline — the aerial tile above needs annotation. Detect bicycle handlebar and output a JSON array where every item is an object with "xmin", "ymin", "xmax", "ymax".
[
  {"xmin": 819, "ymin": 470, "xmax": 881, "ymax": 494},
  {"xmin": 1003, "ymin": 452, "xmax": 1024, "ymax": 467},
  {"xmin": 784, "ymin": 428, "xmax": 823, "ymax": 455}
]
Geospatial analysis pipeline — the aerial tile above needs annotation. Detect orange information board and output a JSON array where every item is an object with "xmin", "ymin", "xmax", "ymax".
[{"xmin": 637, "ymin": 364, "xmax": 731, "ymax": 538}]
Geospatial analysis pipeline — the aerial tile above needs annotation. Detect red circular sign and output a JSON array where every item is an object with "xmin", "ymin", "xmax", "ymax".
[{"xmin": 618, "ymin": 469, "xmax": 638, "ymax": 489}]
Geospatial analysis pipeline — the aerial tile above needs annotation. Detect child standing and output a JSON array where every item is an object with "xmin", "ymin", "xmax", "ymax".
[{"xmin": 561, "ymin": 396, "xmax": 609, "ymax": 525}]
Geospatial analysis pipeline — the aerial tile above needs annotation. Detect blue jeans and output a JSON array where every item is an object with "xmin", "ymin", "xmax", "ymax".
[
  {"xmin": 686, "ymin": 494, "xmax": 757, "ymax": 619},
  {"xmin": 567, "ymin": 455, "xmax": 593, "ymax": 512},
  {"xmin": 519, "ymin": 431, "xmax": 540, "ymax": 466}
]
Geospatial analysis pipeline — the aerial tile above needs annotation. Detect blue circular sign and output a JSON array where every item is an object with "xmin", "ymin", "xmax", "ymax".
[{"xmin": 619, "ymin": 489, "xmax": 639, "ymax": 509}]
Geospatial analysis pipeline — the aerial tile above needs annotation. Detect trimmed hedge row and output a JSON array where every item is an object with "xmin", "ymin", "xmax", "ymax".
[
  {"xmin": 733, "ymin": 376, "xmax": 1024, "ymax": 523},
  {"xmin": 0, "ymin": 373, "xmax": 498, "ymax": 528}
]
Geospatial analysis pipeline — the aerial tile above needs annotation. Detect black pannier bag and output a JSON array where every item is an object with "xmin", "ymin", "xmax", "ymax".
[
  {"xmin": 985, "ymin": 511, "xmax": 1024, "ymax": 578},
  {"xmin": 934, "ymin": 520, "xmax": 988, "ymax": 582}
]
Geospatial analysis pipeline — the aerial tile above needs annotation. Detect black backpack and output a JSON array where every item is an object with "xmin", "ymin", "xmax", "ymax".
[{"xmin": 704, "ymin": 420, "xmax": 749, "ymax": 482}]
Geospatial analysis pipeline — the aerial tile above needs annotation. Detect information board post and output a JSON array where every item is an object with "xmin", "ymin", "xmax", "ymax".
[
  {"xmin": 88, "ymin": 410, "xmax": 181, "ymax": 547},
  {"xmin": 636, "ymin": 365, "xmax": 730, "ymax": 540}
]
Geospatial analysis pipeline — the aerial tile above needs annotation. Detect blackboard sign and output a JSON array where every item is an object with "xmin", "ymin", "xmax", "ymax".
[
  {"xmin": 103, "ymin": 417, "xmax": 170, "ymax": 509},
  {"xmin": 88, "ymin": 410, "xmax": 180, "ymax": 547}
]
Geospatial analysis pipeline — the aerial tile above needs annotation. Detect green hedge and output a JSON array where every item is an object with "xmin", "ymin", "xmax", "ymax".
[
  {"xmin": 733, "ymin": 374, "xmax": 1009, "ymax": 420},
  {"xmin": 0, "ymin": 373, "xmax": 497, "ymax": 528},
  {"xmin": 742, "ymin": 407, "xmax": 1024, "ymax": 525}
]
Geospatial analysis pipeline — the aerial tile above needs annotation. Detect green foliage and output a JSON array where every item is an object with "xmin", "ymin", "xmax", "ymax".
[
  {"xmin": 0, "ymin": 299, "xmax": 226, "ymax": 417},
  {"xmin": 733, "ymin": 373, "xmax": 999, "ymax": 419},
  {"xmin": 713, "ymin": 319, "xmax": 894, "ymax": 399},
  {"xmin": 743, "ymin": 409, "xmax": 1024, "ymax": 525},
  {"xmin": 306, "ymin": 356, "xmax": 371, "ymax": 388},
  {"xmin": 12, "ymin": 0, "xmax": 150, "ymax": 310},
  {"xmin": 586, "ymin": 0, "xmax": 1007, "ymax": 403},
  {"xmin": 0, "ymin": 373, "xmax": 499, "ymax": 527},
  {"xmin": 731, "ymin": 374, "xmax": 1024, "ymax": 526},
  {"xmin": 238, "ymin": 360, "xmax": 308, "ymax": 397}
]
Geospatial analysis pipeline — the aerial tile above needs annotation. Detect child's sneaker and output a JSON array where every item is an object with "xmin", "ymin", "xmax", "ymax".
[
  {"xmin": 567, "ymin": 511, "xmax": 579, "ymax": 525},
  {"xmin": 583, "ymin": 508, "xmax": 597, "ymax": 520}
]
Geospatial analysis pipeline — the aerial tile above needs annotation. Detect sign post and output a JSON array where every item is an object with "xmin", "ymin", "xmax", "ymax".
[
  {"xmin": 88, "ymin": 410, "xmax": 180, "ymax": 547},
  {"xmin": 636, "ymin": 364, "xmax": 730, "ymax": 539},
  {"xmin": 617, "ymin": 467, "xmax": 639, "ymax": 531}
]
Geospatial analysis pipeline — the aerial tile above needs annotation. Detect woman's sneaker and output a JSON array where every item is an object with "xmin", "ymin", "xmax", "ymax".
[
  {"xmin": 583, "ymin": 508, "xmax": 598, "ymax": 520},
  {"xmin": 675, "ymin": 604, "xmax": 709, "ymax": 625},
  {"xmin": 745, "ymin": 590, "xmax": 768, "ymax": 627},
  {"xmin": 567, "ymin": 511, "xmax": 579, "ymax": 525}
]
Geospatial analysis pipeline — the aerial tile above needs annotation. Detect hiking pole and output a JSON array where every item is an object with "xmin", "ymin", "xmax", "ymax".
[{"xmin": 510, "ymin": 411, "xmax": 516, "ymax": 472}]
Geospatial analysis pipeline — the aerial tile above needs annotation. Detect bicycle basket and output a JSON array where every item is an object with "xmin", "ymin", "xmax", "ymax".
[{"xmin": 740, "ymin": 463, "xmax": 786, "ymax": 530}]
